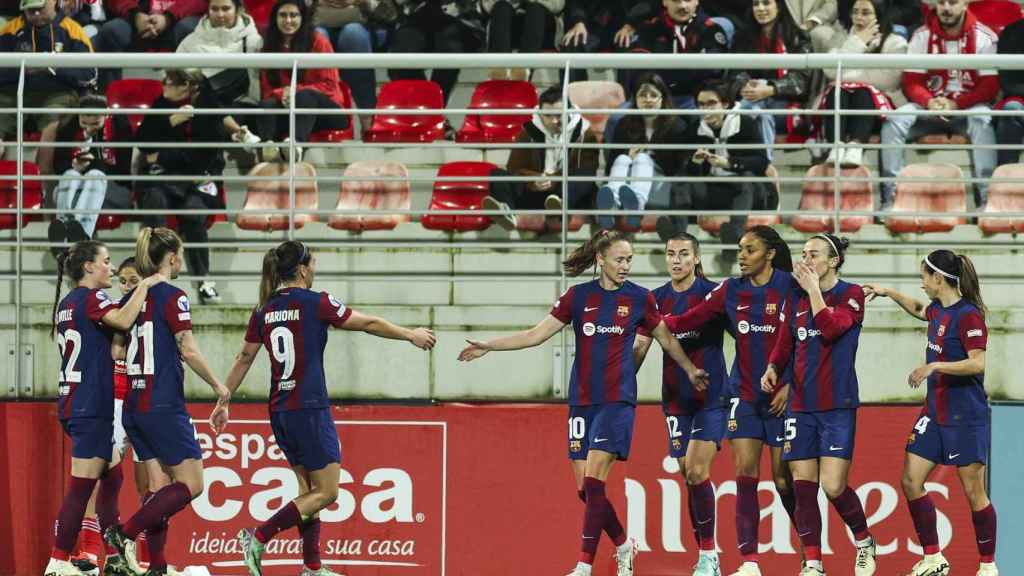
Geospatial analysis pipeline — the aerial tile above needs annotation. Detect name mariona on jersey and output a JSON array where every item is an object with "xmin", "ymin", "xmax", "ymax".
[{"xmin": 265, "ymin": 309, "xmax": 301, "ymax": 324}]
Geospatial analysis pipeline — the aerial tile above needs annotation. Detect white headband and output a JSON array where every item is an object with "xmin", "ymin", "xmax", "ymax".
[
  {"xmin": 813, "ymin": 234, "xmax": 840, "ymax": 259},
  {"xmin": 925, "ymin": 255, "xmax": 959, "ymax": 281}
]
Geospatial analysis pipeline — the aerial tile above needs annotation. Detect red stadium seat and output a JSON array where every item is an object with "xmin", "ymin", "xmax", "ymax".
[
  {"xmin": 697, "ymin": 165, "xmax": 783, "ymax": 234},
  {"xmin": 0, "ymin": 161, "xmax": 42, "ymax": 229},
  {"xmin": 364, "ymin": 80, "xmax": 446, "ymax": 143},
  {"xmin": 917, "ymin": 134, "xmax": 970, "ymax": 146},
  {"xmin": 885, "ymin": 163, "xmax": 966, "ymax": 234},
  {"xmin": 421, "ymin": 161, "xmax": 497, "ymax": 231},
  {"xmin": 456, "ymin": 80, "xmax": 537, "ymax": 143},
  {"xmin": 328, "ymin": 161, "xmax": 411, "ymax": 231},
  {"xmin": 243, "ymin": 0, "xmax": 274, "ymax": 31},
  {"xmin": 979, "ymin": 163, "xmax": 1024, "ymax": 234},
  {"xmin": 968, "ymin": 0, "xmax": 1022, "ymax": 34},
  {"xmin": 105, "ymin": 79, "xmax": 163, "ymax": 135},
  {"xmin": 791, "ymin": 164, "xmax": 874, "ymax": 233},
  {"xmin": 567, "ymin": 81, "xmax": 626, "ymax": 138},
  {"xmin": 94, "ymin": 213, "xmax": 125, "ymax": 232},
  {"xmin": 309, "ymin": 81, "xmax": 355, "ymax": 143},
  {"xmin": 236, "ymin": 162, "xmax": 319, "ymax": 231}
]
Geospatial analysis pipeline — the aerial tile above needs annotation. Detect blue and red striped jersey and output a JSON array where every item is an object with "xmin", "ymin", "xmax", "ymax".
[
  {"xmin": 924, "ymin": 300, "xmax": 989, "ymax": 425},
  {"xmin": 245, "ymin": 288, "xmax": 353, "ymax": 412},
  {"xmin": 550, "ymin": 279, "xmax": 662, "ymax": 406},
  {"xmin": 769, "ymin": 280, "xmax": 865, "ymax": 412},
  {"xmin": 122, "ymin": 283, "xmax": 192, "ymax": 413},
  {"xmin": 650, "ymin": 278, "xmax": 729, "ymax": 415},
  {"xmin": 664, "ymin": 269, "xmax": 797, "ymax": 406},
  {"xmin": 55, "ymin": 287, "xmax": 117, "ymax": 420}
]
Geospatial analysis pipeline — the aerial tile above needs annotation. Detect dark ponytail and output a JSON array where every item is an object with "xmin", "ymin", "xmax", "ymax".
[
  {"xmin": 812, "ymin": 233, "xmax": 851, "ymax": 271},
  {"xmin": 562, "ymin": 230, "xmax": 632, "ymax": 277},
  {"xmin": 747, "ymin": 225, "xmax": 792, "ymax": 273},
  {"xmin": 667, "ymin": 231, "xmax": 705, "ymax": 279},
  {"xmin": 924, "ymin": 250, "xmax": 987, "ymax": 319},
  {"xmin": 51, "ymin": 240, "xmax": 106, "ymax": 339},
  {"xmin": 258, "ymin": 240, "xmax": 311, "ymax": 308}
]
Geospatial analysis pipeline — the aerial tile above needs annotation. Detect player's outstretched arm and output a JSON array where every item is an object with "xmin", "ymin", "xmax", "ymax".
[
  {"xmin": 457, "ymin": 315, "xmax": 566, "ymax": 362},
  {"xmin": 100, "ymin": 273, "xmax": 167, "ymax": 331},
  {"xmin": 340, "ymin": 310, "xmax": 437, "ymax": 349},
  {"xmin": 650, "ymin": 321, "xmax": 709, "ymax": 390},
  {"xmin": 863, "ymin": 283, "xmax": 927, "ymax": 320},
  {"xmin": 177, "ymin": 330, "xmax": 231, "ymax": 432},
  {"xmin": 223, "ymin": 341, "xmax": 262, "ymax": 396}
]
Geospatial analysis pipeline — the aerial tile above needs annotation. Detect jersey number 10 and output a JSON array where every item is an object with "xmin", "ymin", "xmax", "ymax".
[{"xmin": 126, "ymin": 321, "xmax": 155, "ymax": 376}]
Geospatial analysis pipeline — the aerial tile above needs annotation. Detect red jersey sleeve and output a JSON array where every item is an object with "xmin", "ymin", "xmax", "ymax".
[
  {"xmin": 664, "ymin": 279, "xmax": 727, "ymax": 333},
  {"xmin": 768, "ymin": 303, "xmax": 795, "ymax": 372},
  {"xmin": 318, "ymin": 292, "xmax": 353, "ymax": 329},
  {"xmin": 85, "ymin": 289, "xmax": 118, "ymax": 322},
  {"xmin": 164, "ymin": 290, "xmax": 193, "ymax": 335},
  {"xmin": 959, "ymin": 311, "xmax": 988, "ymax": 352},
  {"xmin": 814, "ymin": 285, "xmax": 866, "ymax": 343},
  {"xmin": 244, "ymin": 308, "xmax": 263, "ymax": 344},
  {"xmin": 641, "ymin": 292, "xmax": 662, "ymax": 333},
  {"xmin": 550, "ymin": 286, "xmax": 575, "ymax": 324}
]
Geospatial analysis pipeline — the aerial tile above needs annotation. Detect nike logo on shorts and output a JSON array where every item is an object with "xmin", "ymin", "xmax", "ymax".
[
  {"xmin": 594, "ymin": 437, "xmax": 608, "ymax": 443},
  {"xmin": 691, "ymin": 428, "xmax": 703, "ymax": 434},
  {"xmin": 948, "ymin": 453, "xmax": 959, "ymax": 459},
  {"xmin": 829, "ymin": 445, "xmax": 843, "ymax": 451},
  {"xmin": 775, "ymin": 436, "xmax": 784, "ymax": 442}
]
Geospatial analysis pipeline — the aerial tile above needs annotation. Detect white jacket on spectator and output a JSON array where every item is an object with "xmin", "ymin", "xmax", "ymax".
[
  {"xmin": 786, "ymin": 0, "xmax": 837, "ymax": 27},
  {"xmin": 819, "ymin": 24, "xmax": 908, "ymax": 105},
  {"xmin": 177, "ymin": 12, "xmax": 264, "ymax": 102}
]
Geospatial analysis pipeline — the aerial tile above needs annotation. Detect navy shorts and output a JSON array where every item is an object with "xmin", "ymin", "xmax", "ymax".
[
  {"xmin": 906, "ymin": 412, "xmax": 990, "ymax": 467},
  {"xmin": 568, "ymin": 402, "xmax": 636, "ymax": 461},
  {"xmin": 782, "ymin": 409, "xmax": 856, "ymax": 462},
  {"xmin": 122, "ymin": 410, "xmax": 202, "ymax": 466},
  {"xmin": 726, "ymin": 398, "xmax": 785, "ymax": 448},
  {"xmin": 665, "ymin": 408, "xmax": 727, "ymax": 459},
  {"xmin": 270, "ymin": 408, "xmax": 342, "ymax": 471},
  {"xmin": 61, "ymin": 417, "xmax": 115, "ymax": 460}
]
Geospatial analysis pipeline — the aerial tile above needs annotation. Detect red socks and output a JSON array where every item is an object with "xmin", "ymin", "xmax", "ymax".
[
  {"xmin": 122, "ymin": 482, "xmax": 192, "ymax": 540},
  {"xmin": 52, "ymin": 476, "xmax": 98, "ymax": 559},
  {"xmin": 301, "ymin": 518, "xmax": 322, "ymax": 571},
  {"xmin": 256, "ymin": 501, "xmax": 302, "ymax": 544},
  {"xmin": 735, "ymin": 476, "xmax": 759, "ymax": 561},
  {"xmin": 793, "ymin": 480, "xmax": 822, "ymax": 562},
  {"xmin": 688, "ymin": 480, "xmax": 716, "ymax": 551},
  {"xmin": 971, "ymin": 504, "xmax": 997, "ymax": 563},
  {"xmin": 829, "ymin": 486, "xmax": 870, "ymax": 541},
  {"xmin": 578, "ymin": 477, "xmax": 626, "ymax": 565},
  {"xmin": 907, "ymin": 494, "xmax": 940, "ymax": 555},
  {"xmin": 96, "ymin": 463, "xmax": 123, "ymax": 533}
]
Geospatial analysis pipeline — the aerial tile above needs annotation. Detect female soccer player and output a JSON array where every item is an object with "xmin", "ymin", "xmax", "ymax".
[
  {"xmin": 633, "ymin": 232, "xmax": 729, "ymax": 576},
  {"xmin": 45, "ymin": 241, "xmax": 163, "ymax": 576},
  {"xmin": 661, "ymin": 225, "xmax": 797, "ymax": 576},
  {"xmin": 458, "ymin": 229, "xmax": 709, "ymax": 576},
  {"xmin": 104, "ymin": 228, "xmax": 231, "ymax": 576},
  {"xmin": 864, "ymin": 251, "xmax": 998, "ymax": 576},
  {"xmin": 223, "ymin": 240, "xmax": 436, "ymax": 576},
  {"xmin": 761, "ymin": 234, "xmax": 876, "ymax": 576}
]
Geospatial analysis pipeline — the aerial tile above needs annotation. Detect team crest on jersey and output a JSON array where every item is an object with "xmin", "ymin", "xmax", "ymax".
[
  {"xmin": 672, "ymin": 439, "xmax": 682, "ymax": 451},
  {"xmin": 570, "ymin": 440, "xmax": 582, "ymax": 453},
  {"xmin": 765, "ymin": 303, "xmax": 777, "ymax": 315},
  {"xmin": 783, "ymin": 441, "xmax": 791, "ymax": 454},
  {"xmin": 727, "ymin": 419, "xmax": 737, "ymax": 432},
  {"xmin": 617, "ymin": 305, "xmax": 629, "ymax": 317},
  {"xmin": 907, "ymin": 432, "xmax": 916, "ymax": 445},
  {"xmin": 937, "ymin": 324, "xmax": 946, "ymax": 337}
]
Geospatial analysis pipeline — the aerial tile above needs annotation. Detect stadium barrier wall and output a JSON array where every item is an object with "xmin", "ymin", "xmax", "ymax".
[
  {"xmin": 990, "ymin": 404, "xmax": 1023, "ymax": 570},
  {"xmin": 1, "ymin": 402, "xmax": 1000, "ymax": 575}
]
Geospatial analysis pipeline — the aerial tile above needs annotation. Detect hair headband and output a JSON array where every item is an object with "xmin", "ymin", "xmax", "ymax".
[
  {"xmin": 812, "ymin": 234, "xmax": 840, "ymax": 258},
  {"xmin": 925, "ymin": 255, "xmax": 959, "ymax": 281}
]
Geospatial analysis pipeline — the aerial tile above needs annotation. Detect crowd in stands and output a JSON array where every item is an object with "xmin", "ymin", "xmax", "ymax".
[{"xmin": 2, "ymin": 0, "xmax": 1024, "ymax": 290}]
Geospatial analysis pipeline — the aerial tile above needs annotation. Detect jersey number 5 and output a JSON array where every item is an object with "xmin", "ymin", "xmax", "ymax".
[
  {"xmin": 126, "ymin": 321, "xmax": 155, "ymax": 376},
  {"xmin": 56, "ymin": 329, "xmax": 82, "ymax": 383}
]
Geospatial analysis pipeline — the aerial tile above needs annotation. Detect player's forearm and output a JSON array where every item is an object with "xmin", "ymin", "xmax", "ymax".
[
  {"xmin": 654, "ymin": 324, "xmax": 697, "ymax": 374},
  {"xmin": 931, "ymin": 357, "xmax": 984, "ymax": 377},
  {"xmin": 484, "ymin": 330, "xmax": 544, "ymax": 351},
  {"xmin": 223, "ymin": 359, "xmax": 252, "ymax": 395},
  {"xmin": 104, "ymin": 284, "xmax": 150, "ymax": 331},
  {"xmin": 362, "ymin": 316, "xmax": 417, "ymax": 342},
  {"xmin": 887, "ymin": 289, "xmax": 927, "ymax": 320}
]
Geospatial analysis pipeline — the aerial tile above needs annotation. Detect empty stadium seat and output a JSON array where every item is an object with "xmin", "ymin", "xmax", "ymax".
[
  {"xmin": 308, "ymin": 81, "xmax": 355, "ymax": 143},
  {"xmin": 105, "ymin": 79, "xmax": 163, "ymax": 134},
  {"xmin": 364, "ymin": 80, "xmax": 446, "ymax": 143},
  {"xmin": 979, "ymin": 163, "xmax": 1024, "ymax": 234},
  {"xmin": 791, "ymin": 164, "xmax": 873, "ymax": 233},
  {"xmin": 457, "ymin": 80, "xmax": 537, "ymax": 143},
  {"xmin": 885, "ymin": 163, "xmax": 966, "ymax": 234},
  {"xmin": 0, "ymin": 161, "xmax": 42, "ymax": 229},
  {"xmin": 236, "ymin": 162, "xmax": 319, "ymax": 231},
  {"xmin": 567, "ymin": 81, "xmax": 626, "ymax": 137},
  {"xmin": 968, "ymin": 0, "xmax": 1022, "ymax": 34},
  {"xmin": 328, "ymin": 161, "xmax": 411, "ymax": 231},
  {"xmin": 697, "ymin": 165, "xmax": 783, "ymax": 234},
  {"xmin": 421, "ymin": 161, "xmax": 496, "ymax": 231}
]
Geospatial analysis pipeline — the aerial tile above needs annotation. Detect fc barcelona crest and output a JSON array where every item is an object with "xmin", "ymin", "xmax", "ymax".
[
  {"xmin": 907, "ymin": 433, "xmax": 916, "ymax": 445},
  {"xmin": 937, "ymin": 324, "xmax": 946, "ymax": 337},
  {"xmin": 783, "ymin": 441, "xmax": 791, "ymax": 454},
  {"xmin": 766, "ymin": 303, "xmax": 777, "ymax": 315},
  {"xmin": 617, "ymin": 305, "xmax": 629, "ymax": 317},
  {"xmin": 728, "ymin": 419, "xmax": 737, "ymax": 432}
]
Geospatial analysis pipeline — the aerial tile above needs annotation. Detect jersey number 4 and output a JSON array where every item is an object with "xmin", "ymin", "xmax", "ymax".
[
  {"xmin": 126, "ymin": 321, "xmax": 155, "ymax": 376},
  {"xmin": 56, "ymin": 329, "xmax": 82, "ymax": 383}
]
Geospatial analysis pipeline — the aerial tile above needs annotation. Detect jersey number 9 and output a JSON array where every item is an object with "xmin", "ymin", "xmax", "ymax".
[{"xmin": 270, "ymin": 326, "xmax": 296, "ymax": 382}]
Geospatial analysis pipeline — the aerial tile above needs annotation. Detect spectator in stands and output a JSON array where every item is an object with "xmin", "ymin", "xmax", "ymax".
[
  {"xmin": 388, "ymin": 0, "xmax": 485, "ymax": 105},
  {"xmin": 485, "ymin": 0, "xmax": 561, "ymax": 80},
  {"xmin": 253, "ymin": 0, "xmax": 350, "ymax": 161},
  {"xmin": 784, "ymin": 0, "xmax": 837, "ymax": 50},
  {"xmin": 42, "ymin": 93, "xmax": 133, "ymax": 242},
  {"xmin": 656, "ymin": 79, "xmax": 770, "ymax": 266},
  {"xmin": 813, "ymin": 0, "xmax": 907, "ymax": 167},
  {"xmin": 0, "ymin": 0, "xmax": 95, "ymax": 165},
  {"xmin": 61, "ymin": 0, "xmax": 107, "ymax": 37},
  {"xmin": 995, "ymin": 17, "xmax": 1024, "ymax": 167},
  {"xmin": 136, "ymin": 69, "xmax": 226, "ymax": 304},
  {"xmin": 598, "ymin": 73, "xmax": 685, "ymax": 230},
  {"xmin": 559, "ymin": 0, "xmax": 634, "ymax": 83},
  {"xmin": 95, "ymin": 0, "xmax": 204, "ymax": 87},
  {"xmin": 730, "ymin": 0, "xmax": 812, "ymax": 161},
  {"xmin": 482, "ymin": 86, "xmax": 598, "ymax": 230},
  {"xmin": 885, "ymin": 0, "xmax": 923, "ymax": 38},
  {"xmin": 177, "ymin": 0, "xmax": 263, "ymax": 149},
  {"xmin": 879, "ymin": 0, "xmax": 998, "ymax": 210}
]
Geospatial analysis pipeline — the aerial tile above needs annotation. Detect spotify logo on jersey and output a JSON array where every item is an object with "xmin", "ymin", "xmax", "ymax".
[
  {"xmin": 581, "ymin": 322, "xmax": 624, "ymax": 337},
  {"xmin": 583, "ymin": 322, "xmax": 596, "ymax": 336},
  {"xmin": 738, "ymin": 320, "xmax": 750, "ymax": 334},
  {"xmin": 798, "ymin": 327, "xmax": 807, "ymax": 341},
  {"xmin": 737, "ymin": 320, "xmax": 775, "ymax": 335}
]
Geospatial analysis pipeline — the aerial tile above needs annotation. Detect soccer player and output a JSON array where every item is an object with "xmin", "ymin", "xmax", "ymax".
[
  {"xmin": 660, "ymin": 225, "xmax": 798, "ymax": 576},
  {"xmin": 864, "ymin": 250, "xmax": 998, "ymax": 576},
  {"xmin": 458, "ymin": 229, "xmax": 710, "ymax": 576},
  {"xmin": 224, "ymin": 240, "xmax": 436, "ymax": 576},
  {"xmin": 761, "ymin": 234, "xmax": 877, "ymax": 576},
  {"xmin": 46, "ymin": 241, "xmax": 163, "ymax": 576},
  {"xmin": 104, "ymin": 228, "xmax": 231, "ymax": 576},
  {"xmin": 633, "ymin": 231, "xmax": 729, "ymax": 576}
]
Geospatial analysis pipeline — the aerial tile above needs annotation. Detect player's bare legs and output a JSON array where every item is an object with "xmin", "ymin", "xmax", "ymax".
[
  {"xmin": 956, "ymin": 463, "xmax": 997, "ymax": 576},
  {"xmin": 730, "ymin": 438, "xmax": 763, "ymax": 575},
  {"xmin": 901, "ymin": 452, "xmax": 949, "ymax": 576},
  {"xmin": 572, "ymin": 460, "xmax": 587, "ymax": 502},
  {"xmin": 685, "ymin": 439, "xmax": 720, "ymax": 575},
  {"xmin": 291, "ymin": 465, "xmax": 339, "ymax": 576}
]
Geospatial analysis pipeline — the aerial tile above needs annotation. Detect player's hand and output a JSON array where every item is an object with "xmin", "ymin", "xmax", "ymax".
[
  {"xmin": 769, "ymin": 383, "xmax": 789, "ymax": 417},
  {"xmin": 908, "ymin": 363, "xmax": 933, "ymax": 388},
  {"xmin": 410, "ymin": 327, "xmax": 436, "ymax": 350},
  {"xmin": 761, "ymin": 364, "xmax": 779, "ymax": 392},
  {"xmin": 209, "ymin": 403, "xmax": 229, "ymax": 434},
  {"xmin": 792, "ymin": 261, "xmax": 820, "ymax": 294},
  {"xmin": 862, "ymin": 283, "xmax": 888, "ymax": 302},
  {"xmin": 458, "ymin": 339, "xmax": 490, "ymax": 362},
  {"xmin": 687, "ymin": 367, "xmax": 709, "ymax": 391}
]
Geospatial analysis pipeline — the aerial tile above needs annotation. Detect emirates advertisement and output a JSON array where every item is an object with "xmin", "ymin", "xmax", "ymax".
[{"xmin": 1, "ymin": 403, "xmax": 982, "ymax": 575}]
